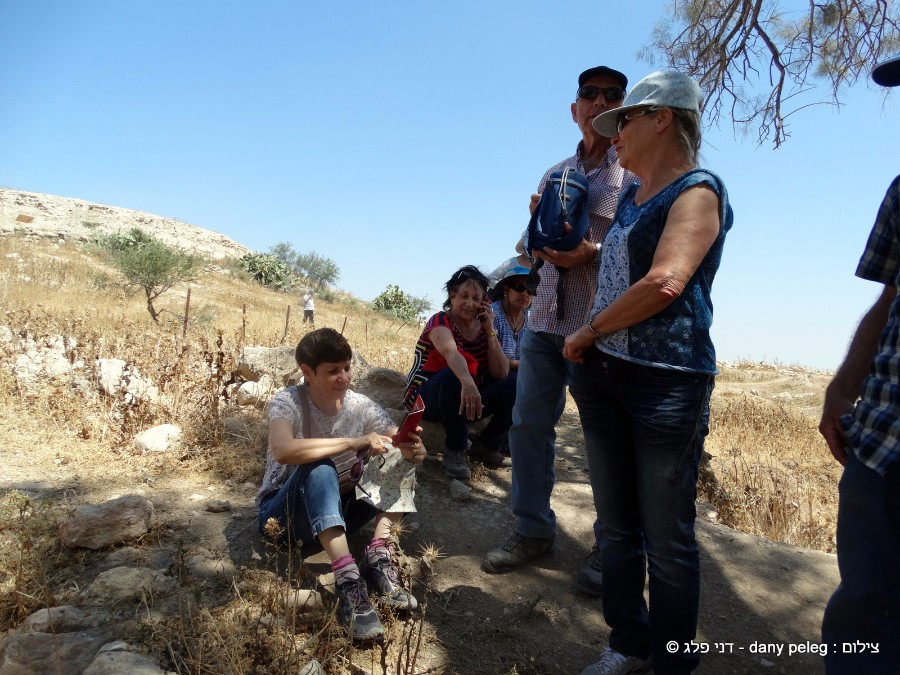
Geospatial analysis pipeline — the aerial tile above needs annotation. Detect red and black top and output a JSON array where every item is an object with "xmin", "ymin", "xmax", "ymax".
[{"xmin": 403, "ymin": 311, "xmax": 489, "ymax": 408}]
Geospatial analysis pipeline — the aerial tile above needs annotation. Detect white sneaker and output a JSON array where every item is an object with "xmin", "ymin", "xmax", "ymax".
[{"xmin": 580, "ymin": 647, "xmax": 652, "ymax": 675}]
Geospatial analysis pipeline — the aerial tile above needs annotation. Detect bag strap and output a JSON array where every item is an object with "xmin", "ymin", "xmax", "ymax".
[
  {"xmin": 295, "ymin": 384, "xmax": 312, "ymax": 440},
  {"xmin": 557, "ymin": 168, "xmax": 572, "ymax": 220}
]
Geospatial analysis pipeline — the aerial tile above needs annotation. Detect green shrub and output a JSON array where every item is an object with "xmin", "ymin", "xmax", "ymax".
[
  {"xmin": 372, "ymin": 285, "xmax": 431, "ymax": 321},
  {"xmin": 237, "ymin": 253, "xmax": 296, "ymax": 291}
]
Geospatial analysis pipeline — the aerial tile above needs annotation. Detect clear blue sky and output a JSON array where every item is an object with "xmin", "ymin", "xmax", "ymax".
[{"xmin": 2, "ymin": 1, "xmax": 897, "ymax": 370}]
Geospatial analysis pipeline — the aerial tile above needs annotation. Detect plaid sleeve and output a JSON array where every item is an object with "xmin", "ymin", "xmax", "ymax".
[{"xmin": 856, "ymin": 176, "xmax": 900, "ymax": 285}]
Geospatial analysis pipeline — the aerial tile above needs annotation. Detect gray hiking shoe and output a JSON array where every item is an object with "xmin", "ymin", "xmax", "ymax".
[
  {"xmin": 580, "ymin": 647, "xmax": 652, "ymax": 675},
  {"xmin": 467, "ymin": 436, "xmax": 507, "ymax": 468},
  {"xmin": 574, "ymin": 543, "xmax": 603, "ymax": 596},
  {"xmin": 481, "ymin": 532, "xmax": 554, "ymax": 574},
  {"xmin": 441, "ymin": 449, "xmax": 471, "ymax": 480},
  {"xmin": 335, "ymin": 575, "xmax": 384, "ymax": 641},
  {"xmin": 360, "ymin": 552, "xmax": 419, "ymax": 610}
]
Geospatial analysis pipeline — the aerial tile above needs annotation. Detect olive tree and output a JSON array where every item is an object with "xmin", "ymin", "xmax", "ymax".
[{"xmin": 112, "ymin": 234, "xmax": 203, "ymax": 323}]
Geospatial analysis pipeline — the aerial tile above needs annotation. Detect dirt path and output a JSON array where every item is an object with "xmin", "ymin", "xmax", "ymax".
[{"xmin": 2, "ymin": 404, "xmax": 839, "ymax": 675}]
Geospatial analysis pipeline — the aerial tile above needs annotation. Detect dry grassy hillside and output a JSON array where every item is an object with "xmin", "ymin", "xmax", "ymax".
[{"xmin": 0, "ymin": 229, "xmax": 843, "ymax": 674}]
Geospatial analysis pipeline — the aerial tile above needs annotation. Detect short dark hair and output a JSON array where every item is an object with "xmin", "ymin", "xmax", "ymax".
[
  {"xmin": 442, "ymin": 265, "xmax": 489, "ymax": 311},
  {"xmin": 295, "ymin": 327, "xmax": 352, "ymax": 370}
]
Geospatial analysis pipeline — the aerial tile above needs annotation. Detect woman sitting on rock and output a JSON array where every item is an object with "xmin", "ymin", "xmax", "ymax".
[
  {"xmin": 403, "ymin": 265, "xmax": 514, "ymax": 479},
  {"xmin": 257, "ymin": 328, "xmax": 426, "ymax": 642}
]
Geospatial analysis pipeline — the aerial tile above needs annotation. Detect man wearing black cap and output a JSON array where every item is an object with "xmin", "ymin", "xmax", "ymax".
[
  {"xmin": 482, "ymin": 66, "xmax": 634, "ymax": 591},
  {"xmin": 818, "ymin": 54, "xmax": 900, "ymax": 674}
]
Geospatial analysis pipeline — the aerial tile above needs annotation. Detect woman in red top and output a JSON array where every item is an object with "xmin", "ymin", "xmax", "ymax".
[{"xmin": 404, "ymin": 266, "xmax": 512, "ymax": 480}]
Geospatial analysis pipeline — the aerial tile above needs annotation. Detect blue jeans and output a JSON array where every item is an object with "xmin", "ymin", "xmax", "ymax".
[
  {"xmin": 569, "ymin": 350, "xmax": 713, "ymax": 675},
  {"xmin": 257, "ymin": 460, "xmax": 378, "ymax": 547},
  {"xmin": 822, "ymin": 452, "xmax": 900, "ymax": 674},
  {"xmin": 418, "ymin": 367, "xmax": 517, "ymax": 453},
  {"xmin": 509, "ymin": 330, "xmax": 581, "ymax": 539}
]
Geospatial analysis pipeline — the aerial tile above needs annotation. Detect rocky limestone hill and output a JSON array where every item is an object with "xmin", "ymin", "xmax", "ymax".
[{"xmin": 0, "ymin": 187, "xmax": 252, "ymax": 261}]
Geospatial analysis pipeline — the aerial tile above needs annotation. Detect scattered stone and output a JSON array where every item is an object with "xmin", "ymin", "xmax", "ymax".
[
  {"xmin": 281, "ymin": 588, "xmax": 324, "ymax": 613},
  {"xmin": 0, "ymin": 631, "xmax": 108, "ymax": 674},
  {"xmin": 80, "ymin": 567, "xmax": 175, "ymax": 604},
  {"xmin": 59, "ymin": 495, "xmax": 154, "ymax": 549},
  {"xmin": 235, "ymin": 346, "xmax": 297, "ymax": 385},
  {"xmin": 449, "ymin": 480, "xmax": 472, "ymax": 502},
  {"xmin": 133, "ymin": 424, "xmax": 182, "ymax": 453},
  {"xmin": 96, "ymin": 358, "xmax": 160, "ymax": 404},
  {"xmin": 235, "ymin": 376, "xmax": 275, "ymax": 407},
  {"xmin": 760, "ymin": 658, "xmax": 775, "ymax": 667},
  {"xmin": 18, "ymin": 605, "xmax": 111, "ymax": 633},
  {"xmin": 205, "ymin": 499, "xmax": 231, "ymax": 513}
]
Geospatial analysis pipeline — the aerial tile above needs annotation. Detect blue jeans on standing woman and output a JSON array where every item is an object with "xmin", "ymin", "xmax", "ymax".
[
  {"xmin": 417, "ymin": 367, "xmax": 516, "ymax": 453},
  {"xmin": 569, "ymin": 349, "xmax": 713, "ymax": 675}
]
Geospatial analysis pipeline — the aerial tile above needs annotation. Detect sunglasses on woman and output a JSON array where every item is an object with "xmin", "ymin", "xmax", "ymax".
[
  {"xmin": 577, "ymin": 85, "xmax": 625, "ymax": 102},
  {"xmin": 508, "ymin": 283, "xmax": 536, "ymax": 295},
  {"xmin": 617, "ymin": 108, "xmax": 654, "ymax": 133}
]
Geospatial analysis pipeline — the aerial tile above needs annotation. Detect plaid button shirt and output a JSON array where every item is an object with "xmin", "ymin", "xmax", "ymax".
[
  {"xmin": 528, "ymin": 144, "xmax": 634, "ymax": 337},
  {"xmin": 842, "ymin": 175, "xmax": 900, "ymax": 475}
]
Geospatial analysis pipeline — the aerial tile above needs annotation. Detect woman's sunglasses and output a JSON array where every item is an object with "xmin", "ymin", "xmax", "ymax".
[
  {"xmin": 349, "ymin": 447, "xmax": 371, "ymax": 482},
  {"xmin": 577, "ymin": 85, "xmax": 625, "ymax": 102},
  {"xmin": 508, "ymin": 283, "xmax": 536, "ymax": 295}
]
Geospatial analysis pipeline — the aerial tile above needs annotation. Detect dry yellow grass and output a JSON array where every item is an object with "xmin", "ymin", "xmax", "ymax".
[{"xmin": 0, "ymin": 233, "xmax": 843, "ymax": 671}]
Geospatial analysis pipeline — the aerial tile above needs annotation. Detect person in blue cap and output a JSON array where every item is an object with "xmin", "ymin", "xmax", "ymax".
[{"xmin": 818, "ymin": 53, "xmax": 900, "ymax": 675}]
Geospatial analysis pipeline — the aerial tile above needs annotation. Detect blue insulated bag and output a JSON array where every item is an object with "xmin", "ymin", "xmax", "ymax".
[
  {"xmin": 524, "ymin": 167, "xmax": 590, "ymax": 257},
  {"xmin": 524, "ymin": 167, "xmax": 590, "ymax": 320}
]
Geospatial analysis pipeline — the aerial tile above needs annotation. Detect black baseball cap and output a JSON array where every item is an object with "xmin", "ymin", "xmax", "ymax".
[
  {"xmin": 578, "ymin": 66, "xmax": 628, "ymax": 90},
  {"xmin": 872, "ymin": 55, "xmax": 900, "ymax": 87}
]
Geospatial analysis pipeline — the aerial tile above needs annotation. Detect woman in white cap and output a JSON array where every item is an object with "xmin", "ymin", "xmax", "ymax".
[{"xmin": 564, "ymin": 70, "xmax": 733, "ymax": 675}]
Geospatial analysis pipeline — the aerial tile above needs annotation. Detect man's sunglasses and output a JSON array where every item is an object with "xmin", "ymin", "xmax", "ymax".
[
  {"xmin": 508, "ymin": 283, "xmax": 536, "ymax": 295},
  {"xmin": 577, "ymin": 85, "xmax": 625, "ymax": 102}
]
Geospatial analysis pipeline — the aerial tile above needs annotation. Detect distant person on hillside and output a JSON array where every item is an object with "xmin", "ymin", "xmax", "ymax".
[
  {"xmin": 818, "ymin": 54, "xmax": 900, "ymax": 675},
  {"xmin": 563, "ymin": 70, "xmax": 733, "ymax": 674},
  {"xmin": 256, "ymin": 328, "xmax": 425, "ymax": 642},
  {"xmin": 482, "ymin": 65, "xmax": 634, "ymax": 598},
  {"xmin": 403, "ymin": 265, "xmax": 514, "ymax": 478},
  {"xmin": 303, "ymin": 290, "xmax": 315, "ymax": 325}
]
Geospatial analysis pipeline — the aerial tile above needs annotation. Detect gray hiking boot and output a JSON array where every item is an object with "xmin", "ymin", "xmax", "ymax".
[
  {"xmin": 360, "ymin": 552, "xmax": 419, "ymax": 610},
  {"xmin": 580, "ymin": 647, "xmax": 652, "ymax": 675},
  {"xmin": 574, "ymin": 543, "xmax": 603, "ymax": 596},
  {"xmin": 467, "ymin": 436, "xmax": 507, "ymax": 468},
  {"xmin": 441, "ymin": 449, "xmax": 471, "ymax": 480},
  {"xmin": 481, "ymin": 532, "xmax": 554, "ymax": 574},
  {"xmin": 335, "ymin": 575, "xmax": 384, "ymax": 641}
]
